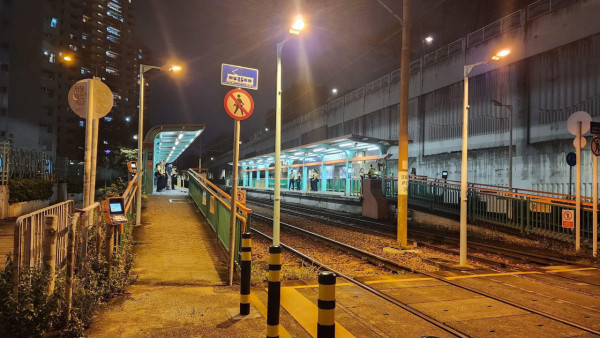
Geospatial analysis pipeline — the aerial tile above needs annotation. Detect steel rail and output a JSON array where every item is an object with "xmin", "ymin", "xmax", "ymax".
[
  {"xmin": 250, "ymin": 226, "xmax": 468, "ymax": 338},
  {"xmin": 252, "ymin": 212, "xmax": 600, "ymax": 336}
]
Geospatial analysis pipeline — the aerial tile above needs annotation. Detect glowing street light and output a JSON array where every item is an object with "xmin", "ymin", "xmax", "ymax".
[
  {"xmin": 136, "ymin": 63, "xmax": 183, "ymax": 225},
  {"xmin": 289, "ymin": 16, "xmax": 305, "ymax": 35},
  {"xmin": 458, "ymin": 48, "xmax": 510, "ymax": 266},
  {"xmin": 332, "ymin": 88, "xmax": 338, "ymax": 95},
  {"xmin": 424, "ymin": 36, "xmax": 434, "ymax": 44},
  {"xmin": 63, "ymin": 55, "xmax": 73, "ymax": 62},
  {"xmin": 269, "ymin": 14, "xmax": 305, "ymax": 337}
]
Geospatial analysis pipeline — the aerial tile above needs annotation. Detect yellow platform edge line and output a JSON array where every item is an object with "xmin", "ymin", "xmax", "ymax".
[
  {"xmin": 545, "ymin": 267, "xmax": 597, "ymax": 273},
  {"xmin": 280, "ymin": 287, "xmax": 355, "ymax": 338},
  {"xmin": 249, "ymin": 292, "xmax": 292, "ymax": 338},
  {"xmin": 445, "ymin": 271, "xmax": 542, "ymax": 280}
]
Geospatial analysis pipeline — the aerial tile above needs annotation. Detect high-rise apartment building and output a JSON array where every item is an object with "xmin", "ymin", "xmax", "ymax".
[{"xmin": 0, "ymin": 0, "xmax": 147, "ymax": 161}]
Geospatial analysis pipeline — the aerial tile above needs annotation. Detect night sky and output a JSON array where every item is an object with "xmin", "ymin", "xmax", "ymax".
[{"xmin": 136, "ymin": 0, "xmax": 536, "ymax": 158}]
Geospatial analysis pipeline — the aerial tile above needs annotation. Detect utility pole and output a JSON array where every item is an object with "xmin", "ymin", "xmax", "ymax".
[{"xmin": 398, "ymin": 0, "xmax": 411, "ymax": 247}]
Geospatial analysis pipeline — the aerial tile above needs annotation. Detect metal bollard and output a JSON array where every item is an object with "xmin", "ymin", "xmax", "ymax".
[
  {"xmin": 42, "ymin": 215, "xmax": 58, "ymax": 295},
  {"xmin": 317, "ymin": 271, "xmax": 336, "ymax": 338},
  {"xmin": 240, "ymin": 232, "xmax": 252, "ymax": 315},
  {"xmin": 267, "ymin": 245, "xmax": 281, "ymax": 338}
]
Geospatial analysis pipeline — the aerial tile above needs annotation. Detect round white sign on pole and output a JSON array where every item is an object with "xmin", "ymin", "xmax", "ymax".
[
  {"xmin": 68, "ymin": 77, "xmax": 113, "ymax": 119},
  {"xmin": 68, "ymin": 79, "xmax": 89, "ymax": 118},
  {"xmin": 567, "ymin": 111, "xmax": 592, "ymax": 136},
  {"xmin": 573, "ymin": 136, "xmax": 587, "ymax": 149}
]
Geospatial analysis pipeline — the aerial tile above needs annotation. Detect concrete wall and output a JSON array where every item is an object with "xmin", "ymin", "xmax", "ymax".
[{"xmin": 215, "ymin": 0, "xmax": 600, "ymax": 194}]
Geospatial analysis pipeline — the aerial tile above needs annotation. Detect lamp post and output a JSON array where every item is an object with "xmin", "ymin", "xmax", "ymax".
[
  {"xmin": 269, "ymin": 15, "xmax": 304, "ymax": 338},
  {"xmin": 459, "ymin": 49, "xmax": 510, "ymax": 266},
  {"xmin": 136, "ymin": 64, "xmax": 181, "ymax": 225},
  {"xmin": 491, "ymin": 99, "xmax": 514, "ymax": 192}
]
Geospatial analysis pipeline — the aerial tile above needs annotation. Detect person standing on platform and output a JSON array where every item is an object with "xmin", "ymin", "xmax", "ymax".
[
  {"xmin": 289, "ymin": 171, "xmax": 295, "ymax": 190},
  {"xmin": 367, "ymin": 164, "xmax": 377, "ymax": 179},
  {"xmin": 166, "ymin": 163, "xmax": 173, "ymax": 190},
  {"xmin": 156, "ymin": 161, "xmax": 166, "ymax": 192},
  {"xmin": 296, "ymin": 172, "xmax": 302, "ymax": 190},
  {"xmin": 359, "ymin": 168, "xmax": 365, "ymax": 181},
  {"xmin": 310, "ymin": 170, "xmax": 319, "ymax": 191},
  {"xmin": 171, "ymin": 166, "xmax": 178, "ymax": 190}
]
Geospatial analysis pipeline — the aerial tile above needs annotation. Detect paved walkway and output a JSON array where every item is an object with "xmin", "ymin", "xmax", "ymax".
[{"xmin": 86, "ymin": 192, "xmax": 266, "ymax": 337}]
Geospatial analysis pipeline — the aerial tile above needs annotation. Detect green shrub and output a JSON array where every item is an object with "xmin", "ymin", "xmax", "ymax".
[
  {"xmin": 8, "ymin": 178, "xmax": 53, "ymax": 203},
  {"xmin": 0, "ymin": 222, "xmax": 136, "ymax": 337}
]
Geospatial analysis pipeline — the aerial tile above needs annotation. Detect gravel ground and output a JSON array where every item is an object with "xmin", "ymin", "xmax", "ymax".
[
  {"xmin": 249, "ymin": 203, "xmax": 489, "ymax": 273},
  {"xmin": 252, "ymin": 219, "xmax": 397, "ymax": 279}
]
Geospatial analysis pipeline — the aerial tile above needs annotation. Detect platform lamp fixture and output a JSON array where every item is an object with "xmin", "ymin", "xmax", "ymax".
[
  {"xmin": 135, "ymin": 63, "xmax": 182, "ymax": 226},
  {"xmin": 269, "ymin": 14, "xmax": 305, "ymax": 338},
  {"xmin": 459, "ymin": 49, "xmax": 510, "ymax": 267},
  {"xmin": 491, "ymin": 99, "xmax": 514, "ymax": 192}
]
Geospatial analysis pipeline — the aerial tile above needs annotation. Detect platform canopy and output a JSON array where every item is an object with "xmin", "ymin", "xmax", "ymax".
[
  {"xmin": 145, "ymin": 124, "xmax": 205, "ymax": 163},
  {"xmin": 235, "ymin": 134, "xmax": 398, "ymax": 169}
]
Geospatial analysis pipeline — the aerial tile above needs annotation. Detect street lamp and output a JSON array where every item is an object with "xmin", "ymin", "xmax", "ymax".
[
  {"xmin": 135, "ymin": 63, "xmax": 182, "ymax": 225},
  {"xmin": 274, "ymin": 15, "xmax": 304, "ymax": 246},
  {"xmin": 491, "ymin": 99, "xmax": 514, "ymax": 192},
  {"xmin": 459, "ymin": 49, "xmax": 510, "ymax": 266},
  {"xmin": 270, "ymin": 14, "xmax": 304, "ymax": 337}
]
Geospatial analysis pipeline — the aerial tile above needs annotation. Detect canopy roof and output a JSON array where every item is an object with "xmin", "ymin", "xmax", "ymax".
[
  {"xmin": 236, "ymin": 134, "xmax": 398, "ymax": 169},
  {"xmin": 145, "ymin": 124, "xmax": 204, "ymax": 163}
]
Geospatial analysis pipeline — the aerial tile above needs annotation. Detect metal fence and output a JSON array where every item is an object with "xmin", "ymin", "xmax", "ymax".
[
  {"xmin": 384, "ymin": 176, "xmax": 598, "ymax": 245},
  {"xmin": 0, "ymin": 141, "xmax": 9, "ymax": 185},
  {"xmin": 12, "ymin": 174, "xmax": 139, "ymax": 296},
  {"xmin": 188, "ymin": 169, "xmax": 251, "ymax": 267}
]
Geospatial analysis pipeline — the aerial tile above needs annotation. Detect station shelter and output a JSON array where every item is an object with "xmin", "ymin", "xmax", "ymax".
[
  {"xmin": 234, "ymin": 135, "xmax": 396, "ymax": 195},
  {"xmin": 142, "ymin": 124, "xmax": 204, "ymax": 194}
]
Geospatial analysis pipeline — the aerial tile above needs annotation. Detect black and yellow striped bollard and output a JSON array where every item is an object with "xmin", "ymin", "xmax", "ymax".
[
  {"xmin": 240, "ymin": 232, "xmax": 252, "ymax": 315},
  {"xmin": 267, "ymin": 245, "xmax": 282, "ymax": 338},
  {"xmin": 317, "ymin": 271, "xmax": 336, "ymax": 338}
]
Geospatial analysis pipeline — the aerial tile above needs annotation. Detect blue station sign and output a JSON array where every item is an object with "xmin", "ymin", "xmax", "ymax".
[{"xmin": 221, "ymin": 63, "xmax": 259, "ymax": 90}]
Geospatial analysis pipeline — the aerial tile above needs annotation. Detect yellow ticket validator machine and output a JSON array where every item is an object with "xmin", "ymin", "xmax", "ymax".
[
  {"xmin": 102, "ymin": 197, "xmax": 128, "ymax": 226},
  {"xmin": 127, "ymin": 161, "xmax": 137, "ymax": 181}
]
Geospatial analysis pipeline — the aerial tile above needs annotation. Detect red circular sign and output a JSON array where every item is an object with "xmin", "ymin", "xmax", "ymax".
[{"xmin": 224, "ymin": 88, "xmax": 254, "ymax": 120}]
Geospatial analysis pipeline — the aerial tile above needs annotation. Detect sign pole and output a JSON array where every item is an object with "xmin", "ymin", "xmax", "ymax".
[
  {"xmin": 228, "ymin": 117, "xmax": 241, "ymax": 287},
  {"xmin": 89, "ymin": 116, "xmax": 99, "ymax": 208},
  {"xmin": 576, "ymin": 121, "xmax": 581, "ymax": 252},
  {"xmin": 83, "ymin": 79, "xmax": 94, "ymax": 210},
  {"xmin": 594, "ymin": 154, "xmax": 598, "ymax": 257}
]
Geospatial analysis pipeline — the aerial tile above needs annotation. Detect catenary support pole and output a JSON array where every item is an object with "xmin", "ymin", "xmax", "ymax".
[
  {"xmin": 228, "ymin": 119, "xmax": 241, "ymax": 286},
  {"xmin": 593, "ymin": 154, "xmax": 598, "ymax": 257},
  {"xmin": 239, "ymin": 232, "xmax": 252, "ymax": 315},
  {"xmin": 576, "ymin": 122, "xmax": 581, "ymax": 252},
  {"xmin": 397, "ymin": 0, "xmax": 410, "ymax": 247},
  {"xmin": 460, "ymin": 68, "xmax": 470, "ymax": 266},
  {"xmin": 136, "ymin": 65, "xmax": 145, "ymax": 226}
]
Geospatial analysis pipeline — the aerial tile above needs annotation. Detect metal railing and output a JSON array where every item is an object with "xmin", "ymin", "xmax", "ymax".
[
  {"xmin": 12, "ymin": 174, "xmax": 139, "ymax": 296},
  {"xmin": 188, "ymin": 169, "xmax": 252, "ymax": 266},
  {"xmin": 13, "ymin": 201, "xmax": 74, "ymax": 280},
  {"xmin": 384, "ymin": 175, "xmax": 598, "ymax": 244}
]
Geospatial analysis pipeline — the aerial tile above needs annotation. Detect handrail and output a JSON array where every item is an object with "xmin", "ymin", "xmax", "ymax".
[
  {"xmin": 76, "ymin": 201, "xmax": 101, "ymax": 214},
  {"xmin": 188, "ymin": 170, "xmax": 251, "ymax": 228},
  {"xmin": 190, "ymin": 169, "xmax": 253, "ymax": 214}
]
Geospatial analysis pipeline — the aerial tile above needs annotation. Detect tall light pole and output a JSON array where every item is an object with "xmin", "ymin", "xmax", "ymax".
[
  {"xmin": 398, "ymin": 0, "xmax": 411, "ymax": 248},
  {"xmin": 136, "ymin": 64, "xmax": 182, "ymax": 225},
  {"xmin": 491, "ymin": 99, "xmax": 514, "ymax": 192},
  {"xmin": 459, "ymin": 49, "xmax": 510, "ymax": 266},
  {"xmin": 269, "ymin": 15, "xmax": 304, "ymax": 338}
]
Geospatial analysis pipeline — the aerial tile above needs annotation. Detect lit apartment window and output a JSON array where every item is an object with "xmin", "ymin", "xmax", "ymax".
[
  {"xmin": 106, "ymin": 67, "xmax": 118, "ymax": 75},
  {"xmin": 107, "ymin": 26, "xmax": 121, "ymax": 36},
  {"xmin": 106, "ymin": 51, "xmax": 118, "ymax": 58},
  {"xmin": 82, "ymin": 34, "xmax": 88, "ymax": 40},
  {"xmin": 69, "ymin": 44, "xmax": 77, "ymax": 51},
  {"xmin": 50, "ymin": 18, "xmax": 58, "ymax": 28},
  {"xmin": 79, "ymin": 121, "xmax": 84, "ymax": 127},
  {"xmin": 49, "ymin": 53, "xmax": 55, "ymax": 63},
  {"xmin": 107, "ymin": 35, "xmax": 119, "ymax": 43}
]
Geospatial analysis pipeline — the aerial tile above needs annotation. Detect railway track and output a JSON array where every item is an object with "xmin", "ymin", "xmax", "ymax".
[{"xmin": 250, "ymin": 212, "xmax": 600, "ymax": 336}]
